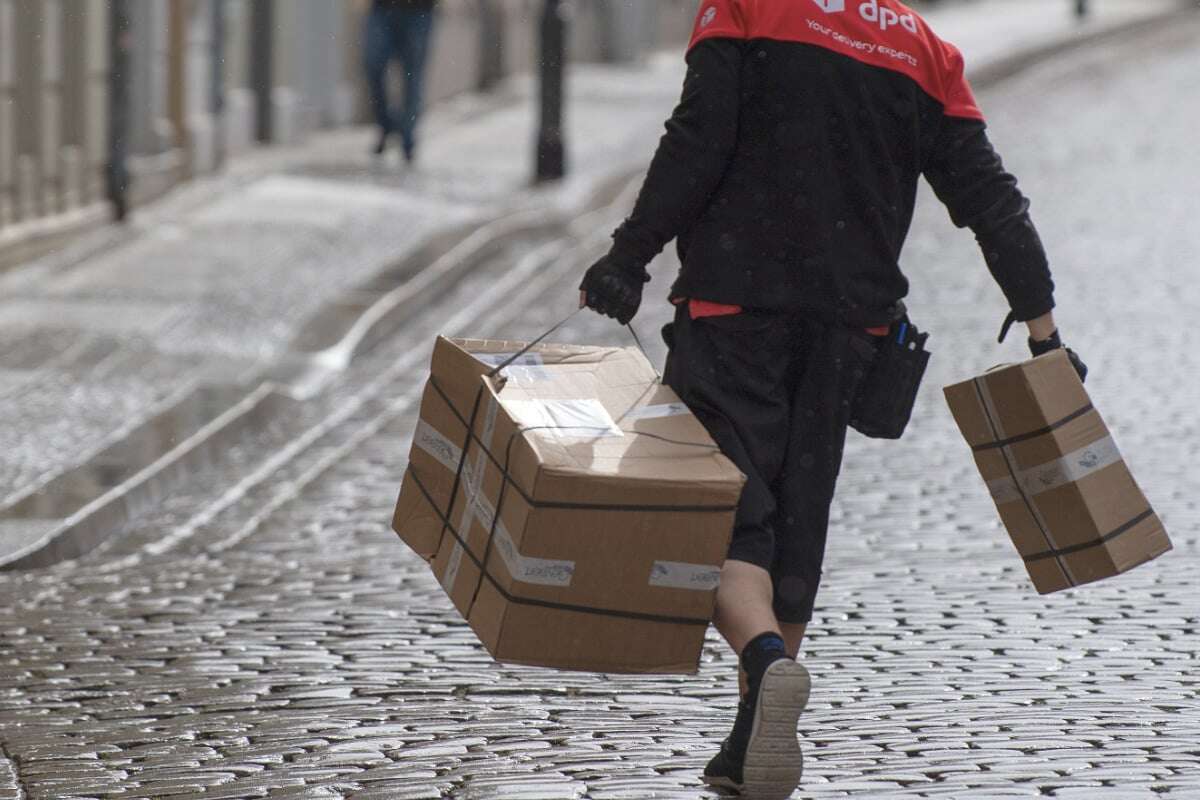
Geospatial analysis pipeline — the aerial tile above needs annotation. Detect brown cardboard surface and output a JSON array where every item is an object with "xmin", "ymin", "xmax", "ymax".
[
  {"xmin": 393, "ymin": 336, "xmax": 745, "ymax": 673},
  {"xmin": 944, "ymin": 351, "xmax": 1171, "ymax": 594}
]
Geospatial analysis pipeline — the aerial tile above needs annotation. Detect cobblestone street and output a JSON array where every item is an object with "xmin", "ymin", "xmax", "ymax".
[{"xmin": 3, "ymin": 7, "xmax": 1200, "ymax": 800}]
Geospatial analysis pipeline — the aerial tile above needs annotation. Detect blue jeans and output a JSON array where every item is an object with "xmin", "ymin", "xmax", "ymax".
[{"xmin": 363, "ymin": 7, "xmax": 435, "ymax": 155}]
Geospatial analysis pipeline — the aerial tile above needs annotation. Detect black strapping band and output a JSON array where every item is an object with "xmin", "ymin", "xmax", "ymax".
[
  {"xmin": 427, "ymin": 377, "xmax": 735, "ymax": 514},
  {"xmin": 1023, "ymin": 509, "xmax": 1156, "ymax": 564},
  {"xmin": 973, "ymin": 380, "xmax": 1071, "ymax": 583},
  {"xmin": 972, "ymin": 403, "xmax": 1094, "ymax": 452},
  {"xmin": 405, "ymin": 464, "xmax": 710, "ymax": 627},
  {"xmin": 432, "ymin": 385, "xmax": 486, "ymax": 559}
]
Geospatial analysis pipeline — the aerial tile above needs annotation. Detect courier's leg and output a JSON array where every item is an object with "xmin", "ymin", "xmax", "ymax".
[
  {"xmin": 662, "ymin": 308, "xmax": 808, "ymax": 798},
  {"xmin": 771, "ymin": 320, "xmax": 876, "ymax": 629},
  {"xmin": 780, "ymin": 623, "xmax": 808, "ymax": 659},
  {"xmin": 713, "ymin": 559, "xmax": 779, "ymax": 653}
]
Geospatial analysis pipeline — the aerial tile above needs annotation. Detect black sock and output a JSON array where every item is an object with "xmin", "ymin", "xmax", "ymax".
[{"xmin": 740, "ymin": 631, "xmax": 789, "ymax": 698}]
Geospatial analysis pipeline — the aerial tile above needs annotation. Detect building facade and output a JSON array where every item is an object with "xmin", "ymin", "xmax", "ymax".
[{"xmin": 0, "ymin": 0, "xmax": 694, "ymax": 257}]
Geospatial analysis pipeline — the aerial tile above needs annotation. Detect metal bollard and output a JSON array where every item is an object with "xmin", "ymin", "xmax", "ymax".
[
  {"xmin": 535, "ymin": 0, "xmax": 567, "ymax": 183},
  {"xmin": 106, "ymin": 0, "xmax": 131, "ymax": 222}
]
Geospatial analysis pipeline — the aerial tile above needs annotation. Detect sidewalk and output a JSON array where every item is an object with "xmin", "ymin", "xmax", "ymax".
[{"xmin": 0, "ymin": 0, "xmax": 1188, "ymax": 565}]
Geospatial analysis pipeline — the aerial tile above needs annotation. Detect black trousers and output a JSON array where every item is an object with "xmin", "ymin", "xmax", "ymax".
[{"xmin": 663, "ymin": 306, "xmax": 876, "ymax": 624}]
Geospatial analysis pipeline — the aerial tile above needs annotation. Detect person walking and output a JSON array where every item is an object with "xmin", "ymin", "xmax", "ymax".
[
  {"xmin": 363, "ymin": 0, "xmax": 437, "ymax": 163},
  {"xmin": 579, "ymin": 1, "xmax": 1087, "ymax": 797}
]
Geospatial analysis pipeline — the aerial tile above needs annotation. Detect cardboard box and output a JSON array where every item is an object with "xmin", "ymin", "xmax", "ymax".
[
  {"xmin": 392, "ymin": 336, "xmax": 745, "ymax": 673},
  {"xmin": 944, "ymin": 349, "xmax": 1171, "ymax": 594}
]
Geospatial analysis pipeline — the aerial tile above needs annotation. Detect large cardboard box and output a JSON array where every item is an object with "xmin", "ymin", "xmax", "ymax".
[
  {"xmin": 944, "ymin": 349, "xmax": 1171, "ymax": 593},
  {"xmin": 392, "ymin": 336, "xmax": 745, "ymax": 673}
]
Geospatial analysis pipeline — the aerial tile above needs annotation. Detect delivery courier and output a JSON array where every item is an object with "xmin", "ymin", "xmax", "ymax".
[{"xmin": 577, "ymin": 0, "xmax": 1093, "ymax": 797}]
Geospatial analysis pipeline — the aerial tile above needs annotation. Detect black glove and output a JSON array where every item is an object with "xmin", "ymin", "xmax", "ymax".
[
  {"xmin": 579, "ymin": 254, "xmax": 650, "ymax": 325},
  {"xmin": 1029, "ymin": 329, "xmax": 1088, "ymax": 383}
]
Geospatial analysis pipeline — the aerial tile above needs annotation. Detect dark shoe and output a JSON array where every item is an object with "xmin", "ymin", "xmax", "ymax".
[
  {"xmin": 704, "ymin": 660, "xmax": 810, "ymax": 797},
  {"xmin": 401, "ymin": 141, "xmax": 416, "ymax": 165},
  {"xmin": 743, "ymin": 659, "xmax": 810, "ymax": 799},
  {"xmin": 703, "ymin": 738, "xmax": 745, "ymax": 793}
]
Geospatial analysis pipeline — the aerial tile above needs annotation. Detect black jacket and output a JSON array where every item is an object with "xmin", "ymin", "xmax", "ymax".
[{"xmin": 611, "ymin": 0, "xmax": 1054, "ymax": 327}]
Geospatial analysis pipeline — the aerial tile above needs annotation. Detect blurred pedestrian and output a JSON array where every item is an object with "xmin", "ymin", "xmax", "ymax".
[
  {"xmin": 580, "ymin": 1, "xmax": 1087, "ymax": 797},
  {"xmin": 363, "ymin": 0, "xmax": 437, "ymax": 163}
]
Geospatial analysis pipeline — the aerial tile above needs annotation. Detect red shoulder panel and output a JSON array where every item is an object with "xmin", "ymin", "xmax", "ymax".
[
  {"xmin": 690, "ymin": 0, "xmax": 983, "ymax": 120},
  {"xmin": 689, "ymin": 0, "xmax": 749, "ymax": 49}
]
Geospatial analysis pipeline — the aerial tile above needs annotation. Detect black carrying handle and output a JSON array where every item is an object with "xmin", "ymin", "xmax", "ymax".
[{"xmin": 486, "ymin": 309, "xmax": 658, "ymax": 380}]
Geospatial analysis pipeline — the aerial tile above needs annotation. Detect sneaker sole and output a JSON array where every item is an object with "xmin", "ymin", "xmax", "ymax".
[{"xmin": 741, "ymin": 659, "xmax": 810, "ymax": 799}]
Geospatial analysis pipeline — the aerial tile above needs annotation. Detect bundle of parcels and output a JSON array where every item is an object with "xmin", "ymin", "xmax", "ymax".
[
  {"xmin": 944, "ymin": 349, "xmax": 1171, "ymax": 593},
  {"xmin": 392, "ymin": 336, "xmax": 744, "ymax": 674}
]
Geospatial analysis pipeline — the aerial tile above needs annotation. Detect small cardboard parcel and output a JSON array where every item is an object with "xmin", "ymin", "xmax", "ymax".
[
  {"xmin": 392, "ymin": 336, "xmax": 745, "ymax": 674},
  {"xmin": 944, "ymin": 349, "xmax": 1170, "ymax": 594}
]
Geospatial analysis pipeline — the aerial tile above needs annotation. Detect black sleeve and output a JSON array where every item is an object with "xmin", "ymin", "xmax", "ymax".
[
  {"xmin": 924, "ymin": 117, "xmax": 1056, "ymax": 322},
  {"xmin": 607, "ymin": 38, "xmax": 744, "ymax": 272}
]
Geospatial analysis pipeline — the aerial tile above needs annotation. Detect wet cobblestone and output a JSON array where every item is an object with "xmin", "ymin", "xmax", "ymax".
[{"xmin": 3, "ymin": 15, "xmax": 1200, "ymax": 800}]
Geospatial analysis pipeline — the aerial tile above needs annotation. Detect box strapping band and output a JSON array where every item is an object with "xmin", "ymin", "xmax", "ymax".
[
  {"xmin": 413, "ymin": 428, "xmax": 709, "ymax": 590},
  {"xmin": 427, "ymin": 377, "xmax": 734, "ymax": 513},
  {"xmin": 1023, "ymin": 508, "xmax": 1156, "ymax": 564},
  {"xmin": 971, "ymin": 403, "xmax": 1094, "ymax": 452},
  {"xmin": 972, "ymin": 378, "xmax": 1076, "ymax": 585},
  {"xmin": 985, "ymin": 435, "xmax": 1122, "ymax": 504},
  {"xmin": 431, "ymin": 383, "xmax": 487, "ymax": 566},
  {"xmin": 404, "ymin": 464, "xmax": 710, "ymax": 627}
]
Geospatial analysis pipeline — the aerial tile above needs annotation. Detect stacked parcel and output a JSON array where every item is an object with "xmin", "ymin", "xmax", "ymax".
[
  {"xmin": 392, "ymin": 336, "xmax": 744, "ymax": 673},
  {"xmin": 944, "ymin": 349, "xmax": 1171, "ymax": 593}
]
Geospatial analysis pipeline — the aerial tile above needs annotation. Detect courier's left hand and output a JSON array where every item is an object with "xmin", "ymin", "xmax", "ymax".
[
  {"xmin": 1029, "ymin": 330, "xmax": 1088, "ymax": 383},
  {"xmin": 579, "ymin": 254, "xmax": 649, "ymax": 325}
]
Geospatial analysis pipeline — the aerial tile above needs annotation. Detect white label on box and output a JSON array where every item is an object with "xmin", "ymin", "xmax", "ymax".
[
  {"xmin": 987, "ymin": 435, "xmax": 1122, "ymax": 504},
  {"xmin": 441, "ymin": 542, "xmax": 464, "ymax": 592},
  {"xmin": 649, "ymin": 561, "xmax": 722, "ymax": 591},
  {"xmin": 504, "ymin": 398, "xmax": 624, "ymax": 439},
  {"xmin": 414, "ymin": 421, "xmax": 461, "ymax": 472},
  {"xmin": 472, "ymin": 352, "xmax": 552, "ymax": 383},
  {"xmin": 624, "ymin": 402, "xmax": 692, "ymax": 421},
  {"xmin": 459, "ymin": 397, "xmax": 499, "ymax": 535},
  {"xmin": 492, "ymin": 525, "xmax": 575, "ymax": 587}
]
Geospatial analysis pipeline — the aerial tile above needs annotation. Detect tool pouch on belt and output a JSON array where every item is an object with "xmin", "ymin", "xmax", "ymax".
[{"xmin": 849, "ymin": 317, "xmax": 930, "ymax": 440}]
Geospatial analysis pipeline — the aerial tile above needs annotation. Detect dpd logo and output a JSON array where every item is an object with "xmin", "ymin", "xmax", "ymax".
[
  {"xmin": 858, "ymin": 0, "xmax": 918, "ymax": 33},
  {"xmin": 811, "ymin": 0, "xmax": 846, "ymax": 12}
]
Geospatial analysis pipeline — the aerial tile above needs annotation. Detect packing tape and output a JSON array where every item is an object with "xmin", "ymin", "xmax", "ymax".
[
  {"xmin": 503, "ymin": 398, "xmax": 624, "ymax": 439},
  {"xmin": 414, "ymin": 420, "xmax": 462, "ymax": 472},
  {"xmin": 427, "ymin": 377, "xmax": 735, "ymax": 513},
  {"xmin": 986, "ymin": 435, "xmax": 1123, "ymax": 505},
  {"xmin": 623, "ymin": 402, "xmax": 692, "ymax": 422},
  {"xmin": 441, "ymin": 542, "xmax": 464, "ymax": 591},
  {"xmin": 649, "ymin": 561, "xmax": 721, "ymax": 591},
  {"xmin": 405, "ymin": 464, "xmax": 710, "ymax": 627},
  {"xmin": 471, "ymin": 351, "xmax": 552, "ymax": 384},
  {"xmin": 492, "ymin": 524, "xmax": 575, "ymax": 587},
  {"xmin": 458, "ymin": 396, "xmax": 500, "ymax": 542},
  {"xmin": 415, "ymin": 424, "xmax": 576, "ymax": 589}
]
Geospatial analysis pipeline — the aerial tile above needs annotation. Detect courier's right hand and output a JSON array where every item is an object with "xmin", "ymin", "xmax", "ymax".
[{"xmin": 579, "ymin": 254, "xmax": 650, "ymax": 326}]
